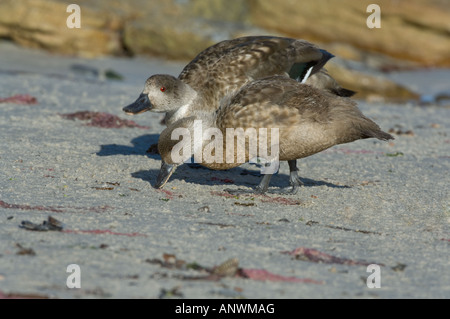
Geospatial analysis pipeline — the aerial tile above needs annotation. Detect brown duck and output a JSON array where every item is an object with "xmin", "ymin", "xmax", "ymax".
[
  {"xmin": 123, "ymin": 36, "xmax": 354, "ymax": 126},
  {"xmin": 155, "ymin": 76, "xmax": 393, "ymax": 194}
]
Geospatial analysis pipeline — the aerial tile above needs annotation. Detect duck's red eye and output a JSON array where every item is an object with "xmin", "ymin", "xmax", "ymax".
[{"xmin": 160, "ymin": 87, "xmax": 166, "ymax": 92}]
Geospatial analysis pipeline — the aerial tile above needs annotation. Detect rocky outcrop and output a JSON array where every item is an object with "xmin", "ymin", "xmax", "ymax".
[
  {"xmin": 248, "ymin": 0, "xmax": 450, "ymax": 67},
  {"xmin": 0, "ymin": 0, "xmax": 251, "ymax": 58},
  {"xmin": 1, "ymin": 0, "xmax": 446, "ymax": 100},
  {"xmin": 0, "ymin": 0, "xmax": 124, "ymax": 57},
  {"xmin": 1, "ymin": 0, "xmax": 448, "ymax": 66},
  {"xmin": 326, "ymin": 62, "xmax": 420, "ymax": 102}
]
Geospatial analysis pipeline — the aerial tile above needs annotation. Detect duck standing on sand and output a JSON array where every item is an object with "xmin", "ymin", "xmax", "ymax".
[
  {"xmin": 155, "ymin": 76, "xmax": 393, "ymax": 194},
  {"xmin": 122, "ymin": 36, "xmax": 359, "ymax": 193}
]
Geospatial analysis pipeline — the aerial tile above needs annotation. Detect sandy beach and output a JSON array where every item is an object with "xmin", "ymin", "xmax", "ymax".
[{"xmin": 0, "ymin": 41, "xmax": 449, "ymax": 299}]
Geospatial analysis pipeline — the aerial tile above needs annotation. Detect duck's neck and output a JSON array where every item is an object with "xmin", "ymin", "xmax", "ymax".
[
  {"xmin": 164, "ymin": 85, "xmax": 199, "ymax": 126},
  {"xmin": 165, "ymin": 102, "xmax": 192, "ymax": 126}
]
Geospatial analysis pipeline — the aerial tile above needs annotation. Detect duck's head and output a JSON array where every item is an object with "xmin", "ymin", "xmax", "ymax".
[{"xmin": 123, "ymin": 74, "xmax": 197, "ymax": 115}]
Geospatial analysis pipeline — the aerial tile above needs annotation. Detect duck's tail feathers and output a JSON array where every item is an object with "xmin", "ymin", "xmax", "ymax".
[
  {"xmin": 374, "ymin": 130, "xmax": 395, "ymax": 141},
  {"xmin": 361, "ymin": 126, "xmax": 394, "ymax": 141},
  {"xmin": 332, "ymin": 87, "xmax": 356, "ymax": 97}
]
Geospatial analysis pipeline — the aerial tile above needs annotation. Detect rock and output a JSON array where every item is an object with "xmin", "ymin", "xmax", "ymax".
[
  {"xmin": 121, "ymin": 0, "xmax": 256, "ymax": 59},
  {"xmin": 326, "ymin": 61, "xmax": 420, "ymax": 102},
  {"xmin": 0, "ymin": 0, "xmax": 433, "ymax": 100},
  {"xmin": 2, "ymin": 0, "xmax": 449, "ymax": 67},
  {"xmin": 0, "ymin": 0, "xmax": 255, "ymax": 59},
  {"xmin": 0, "ymin": 0, "xmax": 124, "ymax": 57},
  {"xmin": 123, "ymin": 17, "xmax": 217, "ymax": 60},
  {"xmin": 248, "ymin": 0, "xmax": 450, "ymax": 67}
]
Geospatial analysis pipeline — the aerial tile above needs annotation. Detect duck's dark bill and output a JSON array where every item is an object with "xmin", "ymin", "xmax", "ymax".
[
  {"xmin": 154, "ymin": 162, "xmax": 177, "ymax": 189},
  {"xmin": 123, "ymin": 93, "xmax": 152, "ymax": 115}
]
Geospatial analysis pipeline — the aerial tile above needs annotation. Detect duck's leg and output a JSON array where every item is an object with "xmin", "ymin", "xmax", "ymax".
[
  {"xmin": 224, "ymin": 173, "xmax": 273, "ymax": 195},
  {"xmin": 254, "ymin": 173, "xmax": 273, "ymax": 194},
  {"xmin": 225, "ymin": 162, "xmax": 274, "ymax": 195},
  {"xmin": 268, "ymin": 160, "xmax": 303, "ymax": 195},
  {"xmin": 288, "ymin": 160, "xmax": 304, "ymax": 193},
  {"xmin": 225, "ymin": 161, "xmax": 303, "ymax": 195}
]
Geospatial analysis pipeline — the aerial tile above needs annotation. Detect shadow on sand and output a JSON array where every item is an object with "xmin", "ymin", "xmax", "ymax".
[
  {"xmin": 97, "ymin": 134, "xmax": 351, "ymax": 191},
  {"xmin": 96, "ymin": 134, "xmax": 161, "ymax": 160}
]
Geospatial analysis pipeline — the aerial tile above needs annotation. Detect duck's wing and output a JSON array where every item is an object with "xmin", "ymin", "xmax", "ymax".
[
  {"xmin": 217, "ymin": 76, "xmax": 392, "ymax": 142},
  {"xmin": 217, "ymin": 76, "xmax": 325, "ymax": 130},
  {"xmin": 179, "ymin": 36, "xmax": 333, "ymax": 108},
  {"xmin": 179, "ymin": 36, "xmax": 255, "ymax": 82}
]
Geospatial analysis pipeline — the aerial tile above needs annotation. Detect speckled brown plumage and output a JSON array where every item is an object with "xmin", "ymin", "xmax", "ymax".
[
  {"xmin": 179, "ymin": 36, "xmax": 324, "ymax": 110},
  {"xmin": 123, "ymin": 36, "xmax": 349, "ymax": 126},
  {"xmin": 123, "ymin": 37, "xmax": 372, "ymax": 193},
  {"xmin": 158, "ymin": 76, "xmax": 393, "ymax": 174}
]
